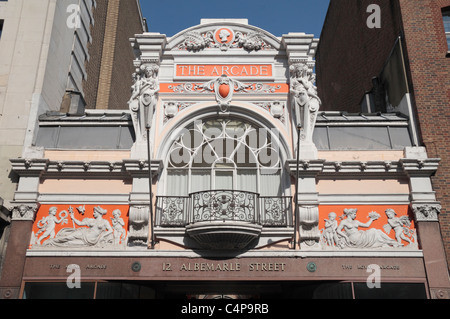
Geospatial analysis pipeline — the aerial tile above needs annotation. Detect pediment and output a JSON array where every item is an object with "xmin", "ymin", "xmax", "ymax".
[{"xmin": 166, "ymin": 19, "xmax": 281, "ymax": 52}]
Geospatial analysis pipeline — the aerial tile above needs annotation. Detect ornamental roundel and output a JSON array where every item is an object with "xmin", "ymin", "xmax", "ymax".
[{"xmin": 214, "ymin": 27, "xmax": 235, "ymax": 45}]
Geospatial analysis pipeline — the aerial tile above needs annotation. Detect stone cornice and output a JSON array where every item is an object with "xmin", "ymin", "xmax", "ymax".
[
  {"xmin": 286, "ymin": 158, "xmax": 440, "ymax": 178},
  {"xmin": 400, "ymin": 158, "xmax": 441, "ymax": 177},
  {"xmin": 10, "ymin": 158, "xmax": 163, "ymax": 179}
]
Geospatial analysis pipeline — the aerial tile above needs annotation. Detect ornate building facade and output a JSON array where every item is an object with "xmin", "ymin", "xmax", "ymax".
[{"xmin": 0, "ymin": 14, "xmax": 449, "ymax": 299}]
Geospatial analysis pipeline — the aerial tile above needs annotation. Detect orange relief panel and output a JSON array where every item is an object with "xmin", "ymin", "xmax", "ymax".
[
  {"xmin": 318, "ymin": 205, "xmax": 417, "ymax": 249},
  {"xmin": 30, "ymin": 205, "xmax": 129, "ymax": 249}
]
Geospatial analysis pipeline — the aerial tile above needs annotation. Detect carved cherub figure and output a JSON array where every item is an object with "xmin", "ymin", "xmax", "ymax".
[
  {"xmin": 111, "ymin": 209, "xmax": 127, "ymax": 245},
  {"xmin": 323, "ymin": 212, "xmax": 339, "ymax": 246},
  {"xmin": 35, "ymin": 207, "xmax": 67, "ymax": 245},
  {"xmin": 383, "ymin": 208, "xmax": 413, "ymax": 246}
]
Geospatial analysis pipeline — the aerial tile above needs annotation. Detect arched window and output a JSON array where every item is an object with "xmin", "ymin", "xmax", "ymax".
[{"xmin": 164, "ymin": 118, "xmax": 287, "ymax": 197}]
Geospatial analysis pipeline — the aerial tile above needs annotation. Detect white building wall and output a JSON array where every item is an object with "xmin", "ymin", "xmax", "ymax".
[{"xmin": 0, "ymin": 0, "xmax": 94, "ymax": 205}]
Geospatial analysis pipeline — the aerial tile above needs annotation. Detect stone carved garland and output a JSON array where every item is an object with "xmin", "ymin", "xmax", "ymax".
[
  {"xmin": 168, "ymin": 75, "xmax": 282, "ymax": 113},
  {"xmin": 177, "ymin": 29, "xmax": 273, "ymax": 52},
  {"xmin": 319, "ymin": 208, "xmax": 418, "ymax": 250},
  {"xmin": 30, "ymin": 205, "xmax": 128, "ymax": 249}
]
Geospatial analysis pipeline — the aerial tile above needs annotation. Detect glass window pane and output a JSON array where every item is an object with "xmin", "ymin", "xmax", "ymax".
[
  {"xmin": 96, "ymin": 282, "xmax": 140, "ymax": 299},
  {"xmin": 260, "ymin": 169, "xmax": 281, "ymax": 196},
  {"xmin": 328, "ymin": 126, "xmax": 391, "ymax": 150},
  {"xmin": 57, "ymin": 126, "xmax": 120, "ymax": 149},
  {"xmin": 166, "ymin": 169, "xmax": 188, "ymax": 196},
  {"xmin": 191, "ymin": 169, "xmax": 211, "ymax": 193},
  {"xmin": 388, "ymin": 126, "xmax": 412, "ymax": 149},
  {"xmin": 215, "ymin": 170, "xmax": 233, "ymax": 190},
  {"xmin": 313, "ymin": 282, "xmax": 353, "ymax": 299},
  {"xmin": 23, "ymin": 282, "xmax": 95, "ymax": 299},
  {"xmin": 35, "ymin": 126, "xmax": 60, "ymax": 148},
  {"xmin": 237, "ymin": 169, "xmax": 257, "ymax": 193},
  {"xmin": 353, "ymin": 282, "xmax": 427, "ymax": 299},
  {"xmin": 118, "ymin": 126, "xmax": 136, "ymax": 149},
  {"xmin": 313, "ymin": 127, "xmax": 330, "ymax": 150}
]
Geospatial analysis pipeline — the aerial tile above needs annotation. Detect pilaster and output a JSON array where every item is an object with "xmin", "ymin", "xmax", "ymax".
[
  {"xmin": 286, "ymin": 159, "xmax": 325, "ymax": 249},
  {"xmin": 401, "ymin": 147, "xmax": 450, "ymax": 299}
]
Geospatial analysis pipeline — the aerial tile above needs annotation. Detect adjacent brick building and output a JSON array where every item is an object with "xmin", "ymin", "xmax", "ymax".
[{"xmin": 316, "ymin": 0, "xmax": 450, "ymax": 268}]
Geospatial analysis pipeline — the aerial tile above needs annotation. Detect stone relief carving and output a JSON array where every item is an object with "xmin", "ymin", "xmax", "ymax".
[
  {"xmin": 198, "ymin": 75, "xmax": 250, "ymax": 112},
  {"xmin": 11, "ymin": 203, "xmax": 39, "ymax": 221},
  {"xmin": 319, "ymin": 208, "xmax": 418, "ymax": 250},
  {"xmin": 253, "ymin": 101, "xmax": 286, "ymax": 123},
  {"xmin": 163, "ymin": 101, "xmax": 196, "ymax": 123},
  {"xmin": 289, "ymin": 63, "xmax": 321, "ymax": 142},
  {"xmin": 167, "ymin": 76, "xmax": 282, "ymax": 110},
  {"xmin": 169, "ymin": 75, "xmax": 282, "ymax": 112},
  {"xmin": 236, "ymin": 31, "xmax": 269, "ymax": 51},
  {"xmin": 179, "ymin": 31, "xmax": 212, "ymax": 51},
  {"xmin": 412, "ymin": 203, "xmax": 441, "ymax": 222},
  {"xmin": 31, "ymin": 206, "xmax": 128, "ymax": 249},
  {"xmin": 128, "ymin": 63, "xmax": 160, "ymax": 139},
  {"xmin": 177, "ymin": 28, "xmax": 273, "ymax": 52}
]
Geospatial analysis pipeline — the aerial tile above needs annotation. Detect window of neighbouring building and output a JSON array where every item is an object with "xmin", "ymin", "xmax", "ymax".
[{"xmin": 443, "ymin": 8, "xmax": 450, "ymax": 51}]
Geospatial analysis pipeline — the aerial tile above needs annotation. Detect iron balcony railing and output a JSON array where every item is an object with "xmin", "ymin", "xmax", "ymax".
[{"xmin": 155, "ymin": 190, "xmax": 293, "ymax": 228}]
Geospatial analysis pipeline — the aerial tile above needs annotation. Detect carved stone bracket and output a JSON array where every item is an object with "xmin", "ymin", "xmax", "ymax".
[
  {"xmin": 411, "ymin": 203, "xmax": 441, "ymax": 222},
  {"xmin": 128, "ymin": 205, "xmax": 150, "ymax": 247},
  {"xmin": 298, "ymin": 205, "xmax": 320, "ymax": 249}
]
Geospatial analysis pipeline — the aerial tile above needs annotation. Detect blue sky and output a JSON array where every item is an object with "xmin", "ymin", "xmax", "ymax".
[{"xmin": 139, "ymin": 0, "xmax": 330, "ymax": 38}]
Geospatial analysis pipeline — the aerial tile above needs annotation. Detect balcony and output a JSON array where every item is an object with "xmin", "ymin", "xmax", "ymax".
[{"xmin": 155, "ymin": 190, "xmax": 293, "ymax": 250}]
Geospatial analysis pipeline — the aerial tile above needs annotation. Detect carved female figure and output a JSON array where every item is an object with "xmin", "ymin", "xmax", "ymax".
[
  {"xmin": 336, "ymin": 208, "xmax": 400, "ymax": 249},
  {"xmin": 289, "ymin": 63, "xmax": 321, "ymax": 143},
  {"xmin": 43, "ymin": 206, "xmax": 113, "ymax": 248},
  {"xmin": 128, "ymin": 64, "xmax": 160, "ymax": 138}
]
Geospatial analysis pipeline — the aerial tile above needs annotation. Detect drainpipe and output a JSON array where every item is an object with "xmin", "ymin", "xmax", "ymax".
[{"xmin": 293, "ymin": 124, "xmax": 301, "ymax": 249}]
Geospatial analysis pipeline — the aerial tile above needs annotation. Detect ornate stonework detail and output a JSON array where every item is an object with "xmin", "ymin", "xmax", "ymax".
[
  {"xmin": 289, "ymin": 63, "xmax": 321, "ymax": 142},
  {"xmin": 177, "ymin": 27, "xmax": 273, "ymax": 52},
  {"xmin": 128, "ymin": 63, "xmax": 160, "ymax": 139},
  {"xmin": 178, "ymin": 31, "xmax": 212, "ymax": 51},
  {"xmin": 253, "ymin": 101, "xmax": 286, "ymax": 123},
  {"xmin": 11, "ymin": 203, "xmax": 39, "ymax": 221},
  {"xmin": 298, "ymin": 206, "xmax": 321, "ymax": 249},
  {"xmin": 412, "ymin": 203, "xmax": 441, "ymax": 222},
  {"xmin": 30, "ymin": 205, "xmax": 128, "ymax": 249},
  {"xmin": 128, "ymin": 206, "xmax": 149, "ymax": 247},
  {"xmin": 319, "ymin": 208, "xmax": 418, "ymax": 250},
  {"xmin": 199, "ymin": 75, "xmax": 249, "ymax": 111},
  {"xmin": 236, "ymin": 31, "xmax": 270, "ymax": 51},
  {"xmin": 163, "ymin": 102, "xmax": 196, "ymax": 123},
  {"xmin": 168, "ymin": 78, "xmax": 282, "ymax": 95},
  {"xmin": 168, "ymin": 75, "xmax": 283, "ymax": 112}
]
